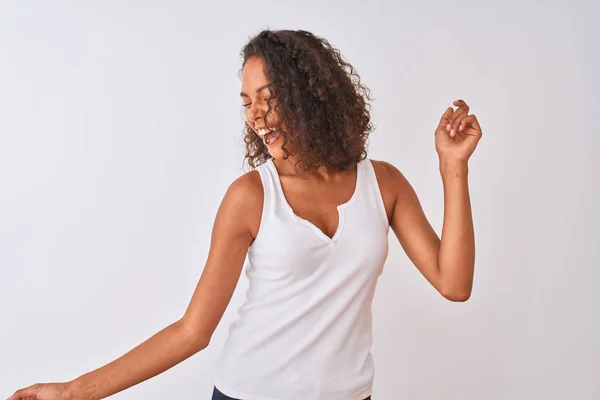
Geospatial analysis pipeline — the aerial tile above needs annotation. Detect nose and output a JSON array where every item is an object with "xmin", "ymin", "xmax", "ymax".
[{"xmin": 246, "ymin": 102, "xmax": 266, "ymax": 128}]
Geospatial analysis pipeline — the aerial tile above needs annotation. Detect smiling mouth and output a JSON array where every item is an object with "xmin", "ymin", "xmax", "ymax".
[
  {"xmin": 256, "ymin": 127, "xmax": 280, "ymax": 145},
  {"xmin": 263, "ymin": 129, "xmax": 280, "ymax": 145}
]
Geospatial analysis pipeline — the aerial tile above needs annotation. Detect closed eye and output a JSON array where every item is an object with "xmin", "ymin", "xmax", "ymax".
[{"xmin": 242, "ymin": 97, "xmax": 270, "ymax": 108}]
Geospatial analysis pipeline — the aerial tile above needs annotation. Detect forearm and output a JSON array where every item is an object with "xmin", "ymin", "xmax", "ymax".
[
  {"xmin": 437, "ymin": 158, "xmax": 475, "ymax": 300},
  {"xmin": 68, "ymin": 319, "xmax": 208, "ymax": 400}
]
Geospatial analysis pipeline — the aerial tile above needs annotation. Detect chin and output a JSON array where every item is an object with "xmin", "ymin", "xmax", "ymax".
[
  {"xmin": 267, "ymin": 149, "xmax": 284, "ymax": 159},
  {"xmin": 264, "ymin": 138, "xmax": 283, "ymax": 157}
]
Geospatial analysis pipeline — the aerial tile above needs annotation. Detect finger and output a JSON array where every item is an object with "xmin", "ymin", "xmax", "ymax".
[
  {"xmin": 456, "ymin": 114, "xmax": 470, "ymax": 132},
  {"xmin": 449, "ymin": 106, "xmax": 469, "ymax": 125},
  {"xmin": 458, "ymin": 115, "xmax": 470, "ymax": 132},
  {"xmin": 8, "ymin": 385, "xmax": 37, "ymax": 400},
  {"xmin": 451, "ymin": 112, "xmax": 469, "ymax": 137},
  {"xmin": 461, "ymin": 114, "xmax": 482, "ymax": 135},
  {"xmin": 449, "ymin": 100, "xmax": 469, "ymax": 124},
  {"xmin": 467, "ymin": 114, "xmax": 482, "ymax": 132},
  {"xmin": 453, "ymin": 99, "xmax": 470, "ymax": 108},
  {"xmin": 451, "ymin": 114, "xmax": 465, "ymax": 136},
  {"xmin": 450, "ymin": 115, "xmax": 463, "ymax": 137},
  {"xmin": 438, "ymin": 107, "xmax": 454, "ymax": 131},
  {"xmin": 453, "ymin": 99, "xmax": 470, "ymax": 116},
  {"xmin": 449, "ymin": 112, "xmax": 466, "ymax": 135},
  {"xmin": 7, "ymin": 391, "xmax": 24, "ymax": 400}
]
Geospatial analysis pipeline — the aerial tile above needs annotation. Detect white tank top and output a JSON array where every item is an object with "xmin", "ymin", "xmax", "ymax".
[{"xmin": 214, "ymin": 158, "xmax": 390, "ymax": 400}]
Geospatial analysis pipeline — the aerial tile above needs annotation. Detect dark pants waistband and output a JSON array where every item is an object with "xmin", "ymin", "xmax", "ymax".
[{"xmin": 212, "ymin": 386, "xmax": 372, "ymax": 400}]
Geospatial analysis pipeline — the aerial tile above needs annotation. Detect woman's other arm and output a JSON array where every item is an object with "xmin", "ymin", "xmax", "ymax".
[{"xmin": 8, "ymin": 171, "xmax": 263, "ymax": 400}]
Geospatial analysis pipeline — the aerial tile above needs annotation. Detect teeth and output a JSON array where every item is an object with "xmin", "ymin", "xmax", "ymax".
[{"xmin": 257, "ymin": 127, "xmax": 276, "ymax": 137}]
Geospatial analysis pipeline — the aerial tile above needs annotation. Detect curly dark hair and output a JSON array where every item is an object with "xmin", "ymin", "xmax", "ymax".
[{"xmin": 240, "ymin": 29, "xmax": 375, "ymax": 172}]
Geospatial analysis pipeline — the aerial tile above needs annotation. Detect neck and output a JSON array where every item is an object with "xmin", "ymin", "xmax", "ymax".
[{"xmin": 272, "ymin": 156, "xmax": 355, "ymax": 181}]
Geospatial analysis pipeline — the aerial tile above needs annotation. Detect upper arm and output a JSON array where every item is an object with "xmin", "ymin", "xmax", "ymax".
[
  {"xmin": 371, "ymin": 160, "xmax": 444, "ymax": 295},
  {"xmin": 180, "ymin": 170, "xmax": 263, "ymax": 344}
]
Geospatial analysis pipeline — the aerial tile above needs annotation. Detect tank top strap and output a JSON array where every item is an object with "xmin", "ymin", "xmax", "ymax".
[
  {"xmin": 252, "ymin": 159, "xmax": 279, "ymax": 246},
  {"xmin": 359, "ymin": 159, "xmax": 390, "ymax": 229}
]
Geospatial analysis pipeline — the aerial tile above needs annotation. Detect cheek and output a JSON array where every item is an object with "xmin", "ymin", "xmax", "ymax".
[
  {"xmin": 268, "ymin": 104, "xmax": 283, "ymax": 121},
  {"xmin": 265, "ymin": 110, "xmax": 279, "ymax": 124}
]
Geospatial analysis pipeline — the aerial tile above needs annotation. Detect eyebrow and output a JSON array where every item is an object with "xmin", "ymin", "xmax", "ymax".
[{"xmin": 240, "ymin": 83, "xmax": 271, "ymax": 98}]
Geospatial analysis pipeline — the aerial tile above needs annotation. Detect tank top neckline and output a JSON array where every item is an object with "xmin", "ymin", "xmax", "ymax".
[{"xmin": 265, "ymin": 158, "xmax": 363, "ymax": 244}]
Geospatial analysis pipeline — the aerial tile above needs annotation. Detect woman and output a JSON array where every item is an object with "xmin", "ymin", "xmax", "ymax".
[{"xmin": 8, "ymin": 29, "xmax": 482, "ymax": 400}]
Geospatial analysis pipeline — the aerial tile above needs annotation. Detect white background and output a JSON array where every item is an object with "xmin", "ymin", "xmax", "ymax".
[{"xmin": 1, "ymin": 1, "xmax": 599, "ymax": 399}]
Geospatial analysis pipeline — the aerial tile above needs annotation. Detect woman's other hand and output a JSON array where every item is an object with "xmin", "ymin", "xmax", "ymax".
[{"xmin": 7, "ymin": 381, "xmax": 76, "ymax": 400}]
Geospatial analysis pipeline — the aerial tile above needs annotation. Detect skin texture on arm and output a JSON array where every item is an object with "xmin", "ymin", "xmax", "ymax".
[
  {"xmin": 371, "ymin": 159, "xmax": 474, "ymax": 302},
  {"xmin": 436, "ymin": 159, "xmax": 475, "ymax": 301},
  {"xmin": 8, "ymin": 171, "xmax": 263, "ymax": 400},
  {"xmin": 178, "ymin": 170, "xmax": 262, "ymax": 342}
]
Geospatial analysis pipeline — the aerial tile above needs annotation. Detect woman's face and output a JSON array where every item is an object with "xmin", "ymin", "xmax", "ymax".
[{"xmin": 240, "ymin": 56, "xmax": 291, "ymax": 159}]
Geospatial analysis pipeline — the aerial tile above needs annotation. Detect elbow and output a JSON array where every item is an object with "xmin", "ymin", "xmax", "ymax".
[
  {"xmin": 194, "ymin": 333, "xmax": 211, "ymax": 351},
  {"xmin": 443, "ymin": 291, "xmax": 471, "ymax": 302},
  {"xmin": 440, "ymin": 286, "xmax": 472, "ymax": 302},
  {"xmin": 190, "ymin": 330, "xmax": 212, "ymax": 352},
  {"xmin": 437, "ymin": 265, "xmax": 474, "ymax": 302},
  {"xmin": 177, "ymin": 318, "xmax": 212, "ymax": 351}
]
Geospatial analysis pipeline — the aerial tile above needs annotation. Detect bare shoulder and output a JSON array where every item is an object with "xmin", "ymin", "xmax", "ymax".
[
  {"xmin": 370, "ymin": 159, "xmax": 407, "ymax": 184},
  {"xmin": 369, "ymin": 159, "xmax": 423, "ymax": 223},
  {"xmin": 369, "ymin": 159, "xmax": 414, "ymax": 197},
  {"xmin": 368, "ymin": 159, "xmax": 406, "ymax": 222},
  {"xmin": 227, "ymin": 168, "xmax": 263, "ymax": 204},
  {"xmin": 222, "ymin": 168, "xmax": 263, "ymax": 241}
]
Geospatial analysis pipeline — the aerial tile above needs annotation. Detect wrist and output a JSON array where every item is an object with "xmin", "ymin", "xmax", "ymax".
[
  {"xmin": 439, "ymin": 155, "xmax": 468, "ymax": 165},
  {"xmin": 439, "ymin": 157, "xmax": 469, "ymax": 177},
  {"xmin": 66, "ymin": 377, "xmax": 97, "ymax": 400}
]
